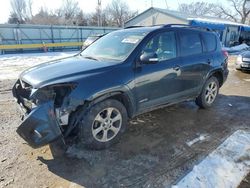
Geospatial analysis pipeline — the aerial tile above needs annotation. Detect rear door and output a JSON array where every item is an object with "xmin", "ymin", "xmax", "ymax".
[{"xmin": 176, "ymin": 30, "xmax": 211, "ymax": 97}]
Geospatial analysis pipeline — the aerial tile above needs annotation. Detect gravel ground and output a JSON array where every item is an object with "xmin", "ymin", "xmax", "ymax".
[{"xmin": 0, "ymin": 55, "xmax": 250, "ymax": 188}]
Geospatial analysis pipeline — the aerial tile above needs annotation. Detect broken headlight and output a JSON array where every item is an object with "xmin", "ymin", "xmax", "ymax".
[{"xmin": 31, "ymin": 83, "xmax": 77, "ymax": 106}]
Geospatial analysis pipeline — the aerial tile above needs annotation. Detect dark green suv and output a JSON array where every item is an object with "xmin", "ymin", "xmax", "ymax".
[{"xmin": 13, "ymin": 24, "xmax": 229, "ymax": 150}]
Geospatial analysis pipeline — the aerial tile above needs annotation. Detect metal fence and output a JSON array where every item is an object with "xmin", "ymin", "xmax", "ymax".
[{"xmin": 0, "ymin": 24, "xmax": 119, "ymax": 54}]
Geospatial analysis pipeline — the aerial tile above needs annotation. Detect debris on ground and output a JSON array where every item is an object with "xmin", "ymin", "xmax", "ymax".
[{"xmin": 186, "ymin": 134, "xmax": 210, "ymax": 147}]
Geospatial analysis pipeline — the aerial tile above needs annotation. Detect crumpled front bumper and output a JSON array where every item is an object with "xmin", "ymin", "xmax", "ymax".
[
  {"xmin": 12, "ymin": 80, "xmax": 63, "ymax": 148},
  {"xmin": 16, "ymin": 102, "xmax": 63, "ymax": 148}
]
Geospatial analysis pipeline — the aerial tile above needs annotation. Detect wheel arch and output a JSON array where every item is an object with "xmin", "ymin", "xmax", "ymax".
[
  {"xmin": 207, "ymin": 69, "xmax": 224, "ymax": 87},
  {"xmin": 86, "ymin": 91, "xmax": 135, "ymax": 118}
]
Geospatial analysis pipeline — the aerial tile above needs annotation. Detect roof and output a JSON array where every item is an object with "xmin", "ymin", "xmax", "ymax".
[
  {"xmin": 153, "ymin": 7, "xmax": 194, "ymax": 21},
  {"xmin": 125, "ymin": 7, "xmax": 241, "ymax": 26}
]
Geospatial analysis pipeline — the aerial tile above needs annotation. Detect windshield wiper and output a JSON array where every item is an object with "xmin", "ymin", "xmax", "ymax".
[{"xmin": 82, "ymin": 56, "xmax": 99, "ymax": 61}]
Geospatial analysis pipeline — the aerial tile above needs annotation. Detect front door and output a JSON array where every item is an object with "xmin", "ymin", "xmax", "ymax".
[{"xmin": 134, "ymin": 31, "xmax": 182, "ymax": 112}]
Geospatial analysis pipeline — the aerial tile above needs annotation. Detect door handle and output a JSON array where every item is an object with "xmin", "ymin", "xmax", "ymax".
[
  {"xmin": 207, "ymin": 59, "xmax": 211, "ymax": 64},
  {"xmin": 173, "ymin": 65, "xmax": 180, "ymax": 71}
]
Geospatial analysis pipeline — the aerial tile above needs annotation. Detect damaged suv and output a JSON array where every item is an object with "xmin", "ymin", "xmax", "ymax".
[{"xmin": 13, "ymin": 24, "xmax": 228, "ymax": 150}]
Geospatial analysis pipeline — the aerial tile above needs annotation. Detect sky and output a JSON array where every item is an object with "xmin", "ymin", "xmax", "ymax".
[{"xmin": 0, "ymin": 0, "xmax": 225, "ymax": 24}]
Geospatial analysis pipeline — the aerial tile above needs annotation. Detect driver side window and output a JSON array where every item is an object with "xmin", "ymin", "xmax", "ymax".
[{"xmin": 142, "ymin": 31, "xmax": 177, "ymax": 61}]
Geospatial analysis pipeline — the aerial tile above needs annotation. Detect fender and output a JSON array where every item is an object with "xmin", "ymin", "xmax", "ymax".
[
  {"xmin": 64, "ymin": 84, "xmax": 136, "ymax": 118},
  {"xmin": 206, "ymin": 68, "xmax": 223, "ymax": 80},
  {"xmin": 196, "ymin": 67, "xmax": 224, "ymax": 95},
  {"xmin": 85, "ymin": 84, "xmax": 136, "ymax": 118}
]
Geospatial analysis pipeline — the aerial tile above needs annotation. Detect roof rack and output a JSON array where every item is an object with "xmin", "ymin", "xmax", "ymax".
[{"xmin": 163, "ymin": 24, "xmax": 212, "ymax": 31}]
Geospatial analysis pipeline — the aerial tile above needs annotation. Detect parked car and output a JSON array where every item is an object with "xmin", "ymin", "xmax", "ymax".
[
  {"xmin": 235, "ymin": 51, "xmax": 250, "ymax": 71},
  {"xmin": 82, "ymin": 34, "xmax": 105, "ymax": 50},
  {"xmin": 13, "ymin": 24, "xmax": 229, "ymax": 150}
]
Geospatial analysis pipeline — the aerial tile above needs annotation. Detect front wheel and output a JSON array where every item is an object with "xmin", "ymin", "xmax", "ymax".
[
  {"xmin": 78, "ymin": 99, "xmax": 127, "ymax": 150},
  {"xmin": 195, "ymin": 76, "xmax": 219, "ymax": 109}
]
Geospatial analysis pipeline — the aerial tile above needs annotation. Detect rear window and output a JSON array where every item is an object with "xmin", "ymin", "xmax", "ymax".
[
  {"xmin": 202, "ymin": 33, "xmax": 217, "ymax": 52},
  {"xmin": 179, "ymin": 32, "xmax": 202, "ymax": 56}
]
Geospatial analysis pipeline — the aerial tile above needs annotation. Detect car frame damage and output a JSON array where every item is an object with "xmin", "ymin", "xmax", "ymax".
[{"xmin": 12, "ymin": 79, "xmax": 83, "ymax": 148}]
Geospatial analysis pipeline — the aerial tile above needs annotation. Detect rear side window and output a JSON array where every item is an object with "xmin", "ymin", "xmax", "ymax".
[
  {"xmin": 202, "ymin": 33, "xmax": 217, "ymax": 52},
  {"xmin": 179, "ymin": 32, "xmax": 202, "ymax": 56}
]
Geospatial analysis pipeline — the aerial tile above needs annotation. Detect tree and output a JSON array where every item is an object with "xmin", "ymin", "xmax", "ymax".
[
  {"xmin": 8, "ymin": 12, "xmax": 21, "ymax": 24},
  {"xmin": 9, "ymin": 0, "xmax": 28, "ymax": 23},
  {"xmin": 60, "ymin": 0, "xmax": 81, "ymax": 25},
  {"xmin": 26, "ymin": 0, "xmax": 33, "ymax": 18},
  {"xmin": 75, "ymin": 10, "xmax": 88, "ymax": 26},
  {"xmin": 30, "ymin": 7, "xmax": 61, "ymax": 25},
  {"xmin": 104, "ymin": 0, "xmax": 137, "ymax": 27},
  {"xmin": 218, "ymin": 0, "xmax": 250, "ymax": 23},
  {"xmin": 178, "ymin": 2, "xmax": 218, "ymax": 16}
]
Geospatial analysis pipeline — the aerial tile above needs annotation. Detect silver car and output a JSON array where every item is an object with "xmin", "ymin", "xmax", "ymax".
[{"xmin": 236, "ymin": 51, "xmax": 250, "ymax": 70}]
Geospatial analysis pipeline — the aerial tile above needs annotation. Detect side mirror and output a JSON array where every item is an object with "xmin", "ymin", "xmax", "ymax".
[{"xmin": 140, "ymin": 52, "xmax": 159, "ymax": 64}]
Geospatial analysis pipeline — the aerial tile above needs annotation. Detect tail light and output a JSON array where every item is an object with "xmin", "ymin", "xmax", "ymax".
[
  {"xmin": 222, "ymin": 50, "xmax": 229, "ymax": 58},
  {"xmin": 222, "ymin": 50, "xmax": 229, "ymax": 68}
]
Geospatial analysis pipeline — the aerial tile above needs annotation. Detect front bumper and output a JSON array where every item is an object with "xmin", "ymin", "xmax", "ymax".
[
  {"xmin": 16, "ymin": 102, "xmax": 63, "ymax": 148},
  {"xmin": 13, "ymin": 80, "xmax": 63, "ymax": 148},
  {"xmin": 235, "ymin": 62, "xmax": 250, "ymax": 70}
]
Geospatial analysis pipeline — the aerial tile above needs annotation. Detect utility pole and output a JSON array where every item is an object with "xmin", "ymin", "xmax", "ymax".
[
  {"xmin": 97, "ymin": 0, "xmax": 102, "ymax": 27},
  {"xmin": 165, "ymin": 0, "xmax": 169, "ymax": 9},
  {"xmin": 151, "ymin": 0, "xmax": 153, "ymax": 7}
]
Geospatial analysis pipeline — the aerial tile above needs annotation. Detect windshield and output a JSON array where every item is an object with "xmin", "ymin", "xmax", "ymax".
[
  {"xmin": 80, "ymin": 30, "xmax": 148, "ymax": 61},
  {"xmin": 83, "ymin": 36, "xmax": 100, "ymax": 47}
]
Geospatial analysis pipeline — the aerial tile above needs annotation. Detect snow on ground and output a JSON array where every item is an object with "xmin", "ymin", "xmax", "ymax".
[
  {"xmin": 223, "ymin": 44, "xmax": 250, "ymax": 55},
  {"xmin": 172, "ymin": 130, "xmax": 250, "ymax": 188},
  {"xmin": 0, "ymin": 51, "xmax": 78, "ymax": 80}
]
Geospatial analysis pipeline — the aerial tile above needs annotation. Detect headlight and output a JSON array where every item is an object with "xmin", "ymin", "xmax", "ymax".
[{"xmin": 236, "ymin": 55, "xmax": 243, "ymax": 65}]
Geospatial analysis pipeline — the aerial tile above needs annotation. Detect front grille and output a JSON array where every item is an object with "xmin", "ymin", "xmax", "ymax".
[{"xmin": 242, "ymin": 58, "xmax": 250, "ymax": 63}]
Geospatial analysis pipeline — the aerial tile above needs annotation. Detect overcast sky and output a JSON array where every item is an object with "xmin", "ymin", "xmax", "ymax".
[{"xmin": 0, "ymin": 0, "xmax": 225, "ymax": 24}]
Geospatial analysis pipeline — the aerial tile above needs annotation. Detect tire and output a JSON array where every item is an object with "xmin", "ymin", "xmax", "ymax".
[
  {"xmin": 195, "ymin": 76, "xmax": 219, "ymax": 109},
  {"xmin": 78, "ymin": 99, "xmax": 128, "ymax": 150}
]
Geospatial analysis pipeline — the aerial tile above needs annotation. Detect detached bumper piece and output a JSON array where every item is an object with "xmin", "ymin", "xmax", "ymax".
[{"xmin": 16, "ymin": 102, "xmax": 62, "ymax": 148}]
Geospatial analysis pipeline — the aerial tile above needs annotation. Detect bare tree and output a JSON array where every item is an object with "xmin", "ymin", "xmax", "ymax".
[
  {"xmin": 178, "ymin": 2, "xmax": 218, "ymax": 16},
  {"xmin": 60, "ymin": 0, "xmax": 81, "ymax": 25},
  {"xmin": 104, "ymin": 0, "xmax": 137, "ymax": 27},
  {"xmin": 75, "ymin": 10, "xmax": 88, "ymax": 26},
  {"xmin": 30, "ymin": 7, "xmax": 61, "ymax": 25},
  {"xmin": 218, "ymin": 0, "xmax": 250, "ymax": 23},
  {"xmin": 8, "ymin": 0, "xmax": 137, "ymax": 27},
  {"xmin": 26, "ymin": 0, "xmax": 33, "ymax": 18},
  {"xmin": 10, "ymin": 0, "xmax": 27, "ymax": 23}
]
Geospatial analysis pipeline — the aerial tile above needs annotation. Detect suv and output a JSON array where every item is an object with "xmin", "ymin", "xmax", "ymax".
[{"xmin": 13, "ymin": 25, "xmax": 229, "ymax": 149}]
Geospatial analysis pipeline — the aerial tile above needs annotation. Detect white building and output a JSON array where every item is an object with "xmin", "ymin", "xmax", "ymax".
[{"xmin": 125, "ymin": 7, "xmax": 250, "ymax": 47}]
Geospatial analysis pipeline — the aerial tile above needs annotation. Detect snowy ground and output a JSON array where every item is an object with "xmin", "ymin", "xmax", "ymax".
[
  {"xmin": 0, "ymin": 52, "xmax": 250, "ymax": 187},
  {"xmin": 0, "ymin": 51, "xmax": 77, "ymax": 80},
  {"xmin": 173, "ymin": 130, "xmax": 250, "ymax": 188}
]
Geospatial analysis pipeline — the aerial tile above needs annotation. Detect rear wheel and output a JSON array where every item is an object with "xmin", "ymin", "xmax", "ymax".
[
  {"xmin": 195, "ymin": 76, "xmax": 219, "ymax": 109},
  {"xmin": 78, "ymin": 99, "xmax": 127, "ymax": 149}
]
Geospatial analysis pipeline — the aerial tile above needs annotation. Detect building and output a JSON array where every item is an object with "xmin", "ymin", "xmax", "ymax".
[{"xmin": 125, "ymin": 7, "xmax": 250, "ymax": 47}]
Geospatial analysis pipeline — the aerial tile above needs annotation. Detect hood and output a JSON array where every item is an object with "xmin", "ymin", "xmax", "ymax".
[
  {"xmin": 20, "ymin": 55, "xmax": 116, "ymax": 88},
  {"xmin": 241, "ymin": 51, "xmax": 250, "ymax": 58}
]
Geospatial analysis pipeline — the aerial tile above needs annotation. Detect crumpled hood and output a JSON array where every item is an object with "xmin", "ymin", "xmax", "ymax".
[{"xmin": 20, "ymin": 55, "xmax": 115, "ymax": 88}]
